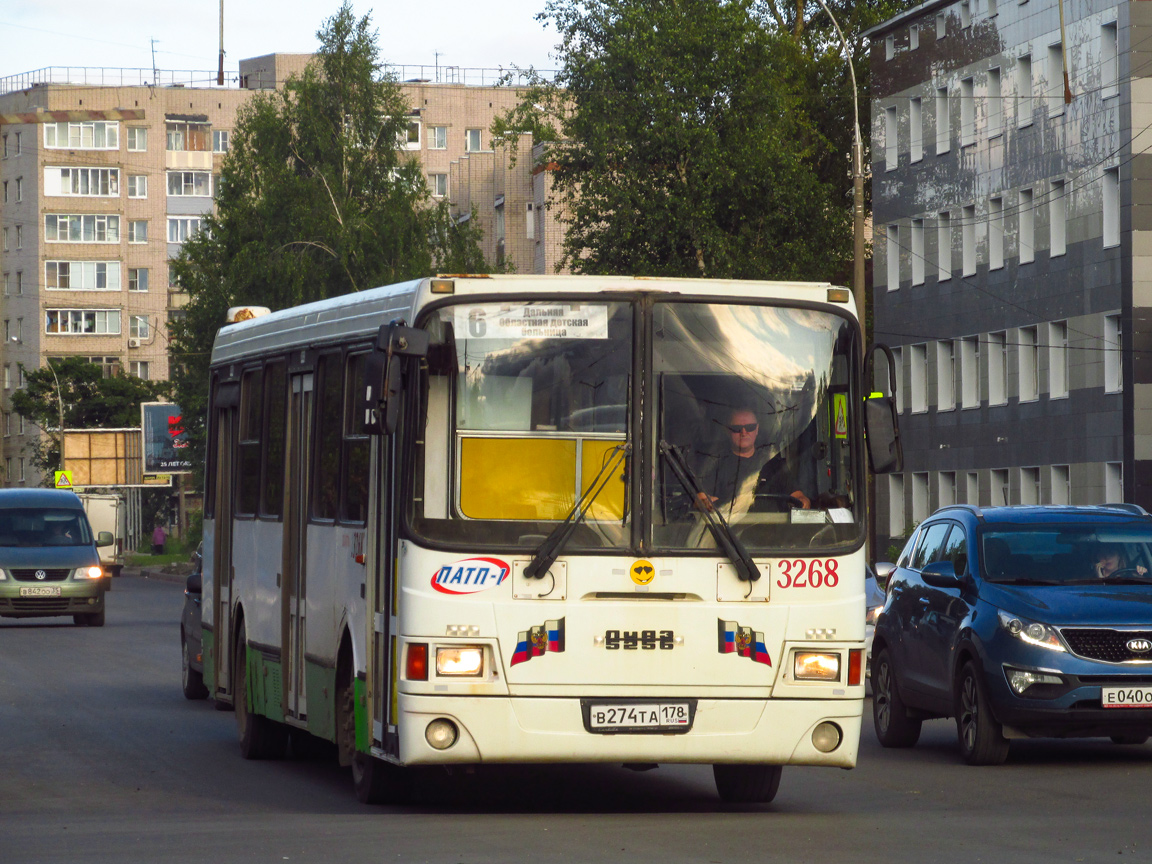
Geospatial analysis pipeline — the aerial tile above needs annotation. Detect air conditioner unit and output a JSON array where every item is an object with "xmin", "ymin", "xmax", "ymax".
[{"xmin": 128, "ymin": 338, "xmax": 140, "ymax": 349}]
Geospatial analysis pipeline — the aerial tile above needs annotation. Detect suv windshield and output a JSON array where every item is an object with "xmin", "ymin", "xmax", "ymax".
[
  {"xmin": 981, "ymin": 522, "xmax": 1152, "ymax": 584},
  {"xmin": 0, "ymin": 508, "xmax": 93, "ymax": 547}
]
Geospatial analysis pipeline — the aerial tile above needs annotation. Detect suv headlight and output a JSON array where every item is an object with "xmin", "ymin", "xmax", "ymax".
[
  {"xmin": 74, "ymin": 566, "xmax": 103, "ymax": 580},
  {"xmin": 997, "ymin": 610, "xmax": 1066, "ymax": 652}
]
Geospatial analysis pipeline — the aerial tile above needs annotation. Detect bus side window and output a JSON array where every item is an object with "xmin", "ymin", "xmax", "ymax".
[
  {"xmin": 261, "ymin": 360, "xmax": 287, "ymax": 517},
  {"xmin": 237, "ymin": 367, "xmax": 263, "ymax": 516},
  {"xmin": 342, "ymin": 353, "xmax": 369, "ymax": 524},
  {"xmin": 312, "ymin": 353, "xmax": 343, "ymax": 521}
]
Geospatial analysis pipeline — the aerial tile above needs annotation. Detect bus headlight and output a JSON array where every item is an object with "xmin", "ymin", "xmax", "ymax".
[
  {"xmin": 435, "ymin": 646, "xmax": 484, "ymax": 677},
  {"xmin": 794, "ymin": 652, "xmax": 841, "ymax": 681},
  {"xmin": 74, "ymin": 566, "xmax": 103, "ymax": 580}
]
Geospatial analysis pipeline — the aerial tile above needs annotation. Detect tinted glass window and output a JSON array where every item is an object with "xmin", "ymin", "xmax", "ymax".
[
  {"xmin": 911, "ymin": 522, "xmax": 951, "ymax": 570},
  {"xmin": 0, "ymin": 508, "xmax": 92, "ymax": 547},
  {"xmin": 237, "ymin": 367, "xmax": 262, "ymax": 516},
  {"xmin": 941, "ymin": 523, "xmax": 968, "ymax": 574},
  {"xmin": 261, "ymin": 361, "xmax": 286, "ymax": 517},
  {"xmin": 341, "ymin": 353, "xmax": 369, "ymax": 524},
  {"xmin": 312, "ymin": 353, "xmax": 342, "ymax": 520}
]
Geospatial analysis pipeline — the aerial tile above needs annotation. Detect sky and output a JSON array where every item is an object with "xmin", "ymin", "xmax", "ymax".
[{"xmin": 1, "ymin": 0, "xmax": 559, "ymax": 81}]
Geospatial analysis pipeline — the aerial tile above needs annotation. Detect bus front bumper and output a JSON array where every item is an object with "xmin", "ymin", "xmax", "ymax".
[{"xmin": 394, "ymin": 693, "xmax": 862, "ymax": 768}]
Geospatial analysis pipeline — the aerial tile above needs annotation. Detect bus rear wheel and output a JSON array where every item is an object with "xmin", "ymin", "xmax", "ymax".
[
  {"xmin": 234, "ymin": 621, "xmax": 288, "ymax": 760},
  {"xmin": 712, "ymin": 764, "xmax": 782, "ymax": 804}
]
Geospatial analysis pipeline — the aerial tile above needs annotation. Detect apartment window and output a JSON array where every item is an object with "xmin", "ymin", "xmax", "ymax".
[
  {"xmin": 167, "ymin": 171, "xmax": 212, "ymax": 197},
  {"xmin": 2, "ymin": 413, "xmax": 8, "ymax": 437},
  {"xmin": 939, "ymin": 472, "xmax": 957, "ymax": 508},
  {"xmin": 213, "ymin": 129, "xmax": 230, "ymax": 153},
  {"xmin": 885, "ymin": 106, "xmax": 898, "ymax": 170},
  {"xmin": 887, "ymin": 225, "xmax": 900, "ymax": 289},
  {"xmin": 1051, "ymin": 465, "xmax": 1071, "ymax": 505},
  {"xmin": 1017, "ymin": 55, "xmax": 1033, "ymax": 126},
  {"xmin": 989, "ymin": 331, "xmax": 1008, "ymax": 404},
  {"xmin": 989, "ymin": 197, "xmax": 1004, "ymax": 269},
  {"xmin": 18, "ymin": 458, "xmax": 24, "ymax": 484},
  {"xmin": 167, "ymin": 217, "xmax": 203, "ymax": 243},
  {"xmin": 1105, "ymin": 313, "xmax": 1122, "ymax": 392},
  {"xmin": 1, "ymin": 134, "xmax": 7, "ymax": 158},
  {"xmin": 1020, "ymin": 467, "xmax": 1041, "ymax": 505},
  {"xmin": 989, "ymin": 0, "xmax": 998, "ymax": 16},
  {"xmin": 889, "ymin": 475, "xmax": 906, "ymax": 538},
  {"xmin": 1103, "ymin": 167, "xmax": 1120, "ymax": 248},
  {"xmin": 3, "ymin": 366, "xmax": 9, "ymax": 389},
  {"xmin": 2, "ymin": 273, "xmax": 7, "ymax": 295},
  {"xmin": 912, "ymin": 472, "xmax": 930, "ymax": 524},
  {"xmin": 1105, "ymin": 462, "xmax": 1123, "ymax": 503},
  {"xmin": 129, "ymin": 315, "xmax": 150, "ymax": 339},
  {"xmin": 910, "ymin": 97, "xmax": 923, "ymax": 162},
  {"xmin": 1019, "ymin": 326, "xmax": 1039, "ymax": 401},
  {"xmin": 14, "ymin": 177, "xmax": 22, "ymax": 202},
  {"xmin": 1019, "ymin": 188, "xmax": 1034, "ymax": 263},
  {"xmin": 14, "ymin": 272, "xmax": 21, "ymax": 295},
  {"xmin": 1050, "ymin": 180, "xmax": 1066, "ymax": 257},
  {"xmin": 13, "ymin": 133, "xmax": 19, "ymax": 155},
  {"xmin": 911, "ymin": 219, "xmax": 925, "ymax": 285},
  {"xmin": 129, "ymin": 221, "xmax": 148, "ymax": 243},
  {"xmin": 166, "ymin": 121, "xmax": 210, "ymax": 152},
  {"xmin": 960, "ymin": 78, "xmax": 975, "ymax": 145},
  {"xmin": 465, "ymin": 128, "xmax": 482, "ymax": 152},
  {"xmin": 401, "ymin": 120, "xmax": 421, "ymax": 150},
  {"xmin": 43, "ymin": 120, "xmax": 119, "ymax": 150},
  {"xmin": 44, "ymin": 309, "xmax": 122, "ymax": 335},
  {"xmin": 960, "ymin": 336, "xmax": 980, "ymax": 408},
  {"xmin": 935, "ymin": 86, "xmax": 950, "ymax": 154},
  {"xmin": 988, "ymin": 68, "xmax": 1002, "ymax": 137},
  {"xmin": 1102, "ymin": 22, "xmax": 1119, "ymax": 99},
  {"xmin": 169, "ymin": 263, "xmax": 182, "ymax": 290},
  {"xmin": 936, "ymin": 13, "xmax": 946, "ymax": 39},
  {"xmin": 2, "ymin": 227, "xmax": 6, "ymax": 251},
  {"xmin": 430, "ymin": 173, "xmax": 448, "ymax": 198},
  {"xmin": 127, "ymin": 175, "xmax": 148, "ymax": 198},
  {"xmin": 527, "ymin": 202, "xmax": 536, "ymax": 240},
  {"xmin": 960, "ymin": 1, "xmax": 972, "ymax": 27},
  {"xmin": 130, "ymin": 361, "xmax": 150, "ymax": 379},
  {"xmin": 1048, "ymin": 44, "xmax": 1065, "ymax": 116},
  {"xmin": 129, "ymin": 268, "xmax": 149, "ymax": 292},
  {"xmin": 4, "ymin": 321, "xmax": 10, "ymax": 343},
  {"xmin": 937, "ymin": 341, "xmax": 955, "ymax": 411},
  {"xmin": 892, "ymin": 346, "xmax": 904, "ymax": 414},
  {"xmin": 911, "ymin": 344, "xmax": 928, "ymax": 413},
  {"xmin": 15, "ymin": 319, "xmax": 21, "ymax": 344},
  {"xmin": 45, "ymin": 214, "xmax": 120, "ymax": 243},
  {"xmin": 910, "ymin": 24, "xmax": 920, "ymax": 50},
  {"xmin": 992, "ymin": 469, "xmax": 1010, "ymax": 506},
  {"xmin": 937, "ymin": 212, "xmax": 952, "ymax": 280},
  {"xmin": 429, "ymin": 126, "xmax": 447, "ymax": 149},
  {"xmin": 15, "ymin": 225, "xmax": 21, "ymax": 249},
  {"xmin": 885, "ymin": 34, "xmax": 895, "ymax": 61},
  {"xmin": 962, "ymin": 204, "xmax": 976, "ymax": 276},
  {"xmin": 1049, "ymin": 321, "xmax": 1068, "ymax": 398},
  {"xmin": 127, "ymin": 127, "xmax": 147, "ymax": 151},
  {"xmin": 45, "ymin": 261, "xmax": 121, "ymax": 290},
  {"xmin": 966, "ymin": 471, "xmax": 980, "ymax": 505},
  {"xmin": 50, "ymin": 167, "xmax": 119, "ymax": 197},
  {"xmin": 2, "ymin": 181, "xmax": 6, "ymax": 203}
]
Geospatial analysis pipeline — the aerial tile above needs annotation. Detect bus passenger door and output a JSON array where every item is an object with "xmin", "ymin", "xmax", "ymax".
[
  {"xmin": 211, "ymin": 389, "xmax": 239, "ymax": 700},
  {"xmin": 282, "ymin": 372, "xmax": 313, "ymax": 721},
  {"xmin": 366, "ymin": 423, "xmax": 397, "ymax": 758}
]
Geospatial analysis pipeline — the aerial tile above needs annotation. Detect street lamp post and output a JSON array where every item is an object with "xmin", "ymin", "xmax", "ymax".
[
  {"xmin": 815, "ymin": 0, "xmax": 866, "ymax": 323},
  {"xmin": 46, "ymin": 360, "xmax": 66, "ymax": 476}
]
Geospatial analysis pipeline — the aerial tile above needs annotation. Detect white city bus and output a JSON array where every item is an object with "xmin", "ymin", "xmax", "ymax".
[{"xmin": 201, "ymin": 275, "xmax": 901, "ymax": 804}]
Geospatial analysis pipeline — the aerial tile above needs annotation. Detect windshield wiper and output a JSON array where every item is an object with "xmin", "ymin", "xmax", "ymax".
[
  {"xmin": 524, "ymin": 443, "xmax": 630, "ymax": 580},
  {"xmin": 659, "ymin": 440, "xmax": 760, "ymax": 582}
]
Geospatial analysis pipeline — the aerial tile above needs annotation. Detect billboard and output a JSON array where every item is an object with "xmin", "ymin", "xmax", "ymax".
[{"xmin": 141, "ymin": 402, "xmax": 192, "ymax": 474}]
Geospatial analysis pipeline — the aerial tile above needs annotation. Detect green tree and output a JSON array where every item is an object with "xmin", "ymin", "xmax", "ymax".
[
  {"xmin": 170, "ymin": 2, "xmax": 487, "ymax": 481},
  {"xmin": 10, "ymin": 358, "xmax": 172, "ymax": 480}
]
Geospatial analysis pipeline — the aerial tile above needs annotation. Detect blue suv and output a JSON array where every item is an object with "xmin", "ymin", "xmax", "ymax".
[{"xmin": 872, "ymin": 504, "xmax": 1152, "ymax": 764}]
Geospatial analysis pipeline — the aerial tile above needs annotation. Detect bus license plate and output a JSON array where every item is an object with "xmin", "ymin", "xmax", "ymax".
[
  {"xmin": 589, "ymin": 703, "xmax": 691, "ymax": 731},
  {"xmin": 20, "ymin": 586, "xmax": 61, "ymax": 597},
  {"xmin": 1101, "ymin": 687, "xmax": 1152, "ymax": 708}
]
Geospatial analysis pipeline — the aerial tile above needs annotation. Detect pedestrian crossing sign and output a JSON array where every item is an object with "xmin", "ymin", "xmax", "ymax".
[
  {"xmin": 832, "ymin": 393, "xmax": 848, "ymax": 439},
  {"xmin": 54, "ymin": 470, "xmax": 73, "ymax": 489}
]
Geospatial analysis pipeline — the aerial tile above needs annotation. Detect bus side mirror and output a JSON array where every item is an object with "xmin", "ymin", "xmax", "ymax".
[
  {"xmin": 361, "ymin": 322, "xmax": 429, "ymax": 436},
  {"xmin": 863, "ymin": 344, "xmax": 903, "ymax": 474}
]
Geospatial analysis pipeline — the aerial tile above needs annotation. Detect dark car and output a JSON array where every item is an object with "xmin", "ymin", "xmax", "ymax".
[
  {"xmin": 180, "ymin": 546, "xmax": 208, "ymax": 700},
  {"xmin": 872, "ymin": 504, "xmax": 1152, "ymax": 764}
]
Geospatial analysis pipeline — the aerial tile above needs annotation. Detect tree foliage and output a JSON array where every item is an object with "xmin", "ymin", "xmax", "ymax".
[
  {"xmin": 10, "ymin": 358, "xmax": 172, "ymax": 480},
  {"xmin": 496, "ymin": 0, "xmax": 916, "ymax": 281},
  {"xmin": 169, "ymin": 2, "xmax": 488, "ymax": 480}
]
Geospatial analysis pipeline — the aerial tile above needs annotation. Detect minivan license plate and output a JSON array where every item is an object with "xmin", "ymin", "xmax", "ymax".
[
  {"xmin": 1101, "ymin": 686, "xmax": 1152, "ymax": 708},
  {"xmin": 20, "ymin": 586, "xmax": 61, "ymax": 597}
]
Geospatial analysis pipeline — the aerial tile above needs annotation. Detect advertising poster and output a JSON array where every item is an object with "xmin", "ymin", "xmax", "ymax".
[{"xmin": 141, "ymin": 402, "xmax": 192, "ymax": 474}]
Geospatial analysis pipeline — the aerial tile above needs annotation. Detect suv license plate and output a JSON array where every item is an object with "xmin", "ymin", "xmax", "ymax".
[
  {"xmin": 589, "ymin": 703, "xmax": 690, "ymax": 731},
  {"xmin": 20, "ymin": 586, "xmax": 62, "ymax": 597},
  {"xmin": 1102, "ymin": 687, "xmax": 1152, "ymax": 708}
]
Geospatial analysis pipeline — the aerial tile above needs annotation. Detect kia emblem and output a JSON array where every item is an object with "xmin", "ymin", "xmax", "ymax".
[
  {"xmin": 35, "ymin": 570, "xmax": 46, "ymax": 580},
  {"xmin": 1127, "ymin": 638, "xmax": 1152, "ymax": 653}
]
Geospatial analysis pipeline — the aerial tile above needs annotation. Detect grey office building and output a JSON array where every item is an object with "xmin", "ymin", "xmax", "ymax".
[{"xmin": 866, "ymin": 0, "xmax": 1152, "ymax": 548}]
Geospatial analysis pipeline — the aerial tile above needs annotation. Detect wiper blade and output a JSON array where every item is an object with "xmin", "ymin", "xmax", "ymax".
[
  {"xmin": 524, "ymin": 443, "xmax": 629, "ymax": 580},
  {"xmin": 659, "ymin": 440, "xmax": 760, "ymax": 582}
]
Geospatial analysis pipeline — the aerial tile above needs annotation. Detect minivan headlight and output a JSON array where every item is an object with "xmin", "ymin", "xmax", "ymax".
[
  {"xmin": 74, "ymin": 566, "xmax": 103, "ymax": 580},
  {"xmin": 997, "ymin": 610, "xmax": 1066, "ymax": 652}
]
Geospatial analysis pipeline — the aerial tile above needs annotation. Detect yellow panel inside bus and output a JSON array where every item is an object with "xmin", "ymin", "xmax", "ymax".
[
  {"xmin": 580, "ymin": 439, "xmax": 626, "ymax": 521},
  {"xmin": 460, "ymin": 438, "xmax": 577, "ymax": 520}
]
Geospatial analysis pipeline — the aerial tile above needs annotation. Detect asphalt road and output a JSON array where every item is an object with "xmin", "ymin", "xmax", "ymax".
[{"xmin": 3, "ymin": 573, "xmax": 1151, "ymax": 864}]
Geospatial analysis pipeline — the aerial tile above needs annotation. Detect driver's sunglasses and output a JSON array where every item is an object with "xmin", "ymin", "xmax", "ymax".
[{"xmin": 727, "ymin": 423, "xmax": 758, "ymax": 434}]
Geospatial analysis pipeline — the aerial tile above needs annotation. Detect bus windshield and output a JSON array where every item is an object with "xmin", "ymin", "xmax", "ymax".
[{"xmin": 411, "ymin": 297, "xmax": 861, "ymax": 553}]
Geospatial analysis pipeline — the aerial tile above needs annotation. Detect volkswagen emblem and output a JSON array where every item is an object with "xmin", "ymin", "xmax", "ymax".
[
  {"xmin": 35, "ymin": 570, "xmax": 46, "ymax": 580},
  {"xmin": 1127, "ymin": 638, "xmax": 1152, "ymax": 654}
]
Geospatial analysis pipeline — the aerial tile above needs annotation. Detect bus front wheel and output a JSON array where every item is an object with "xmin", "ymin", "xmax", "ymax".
[{"xmin": 712, "ymin": 763, "xmax": 782, "ymax": 804}]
